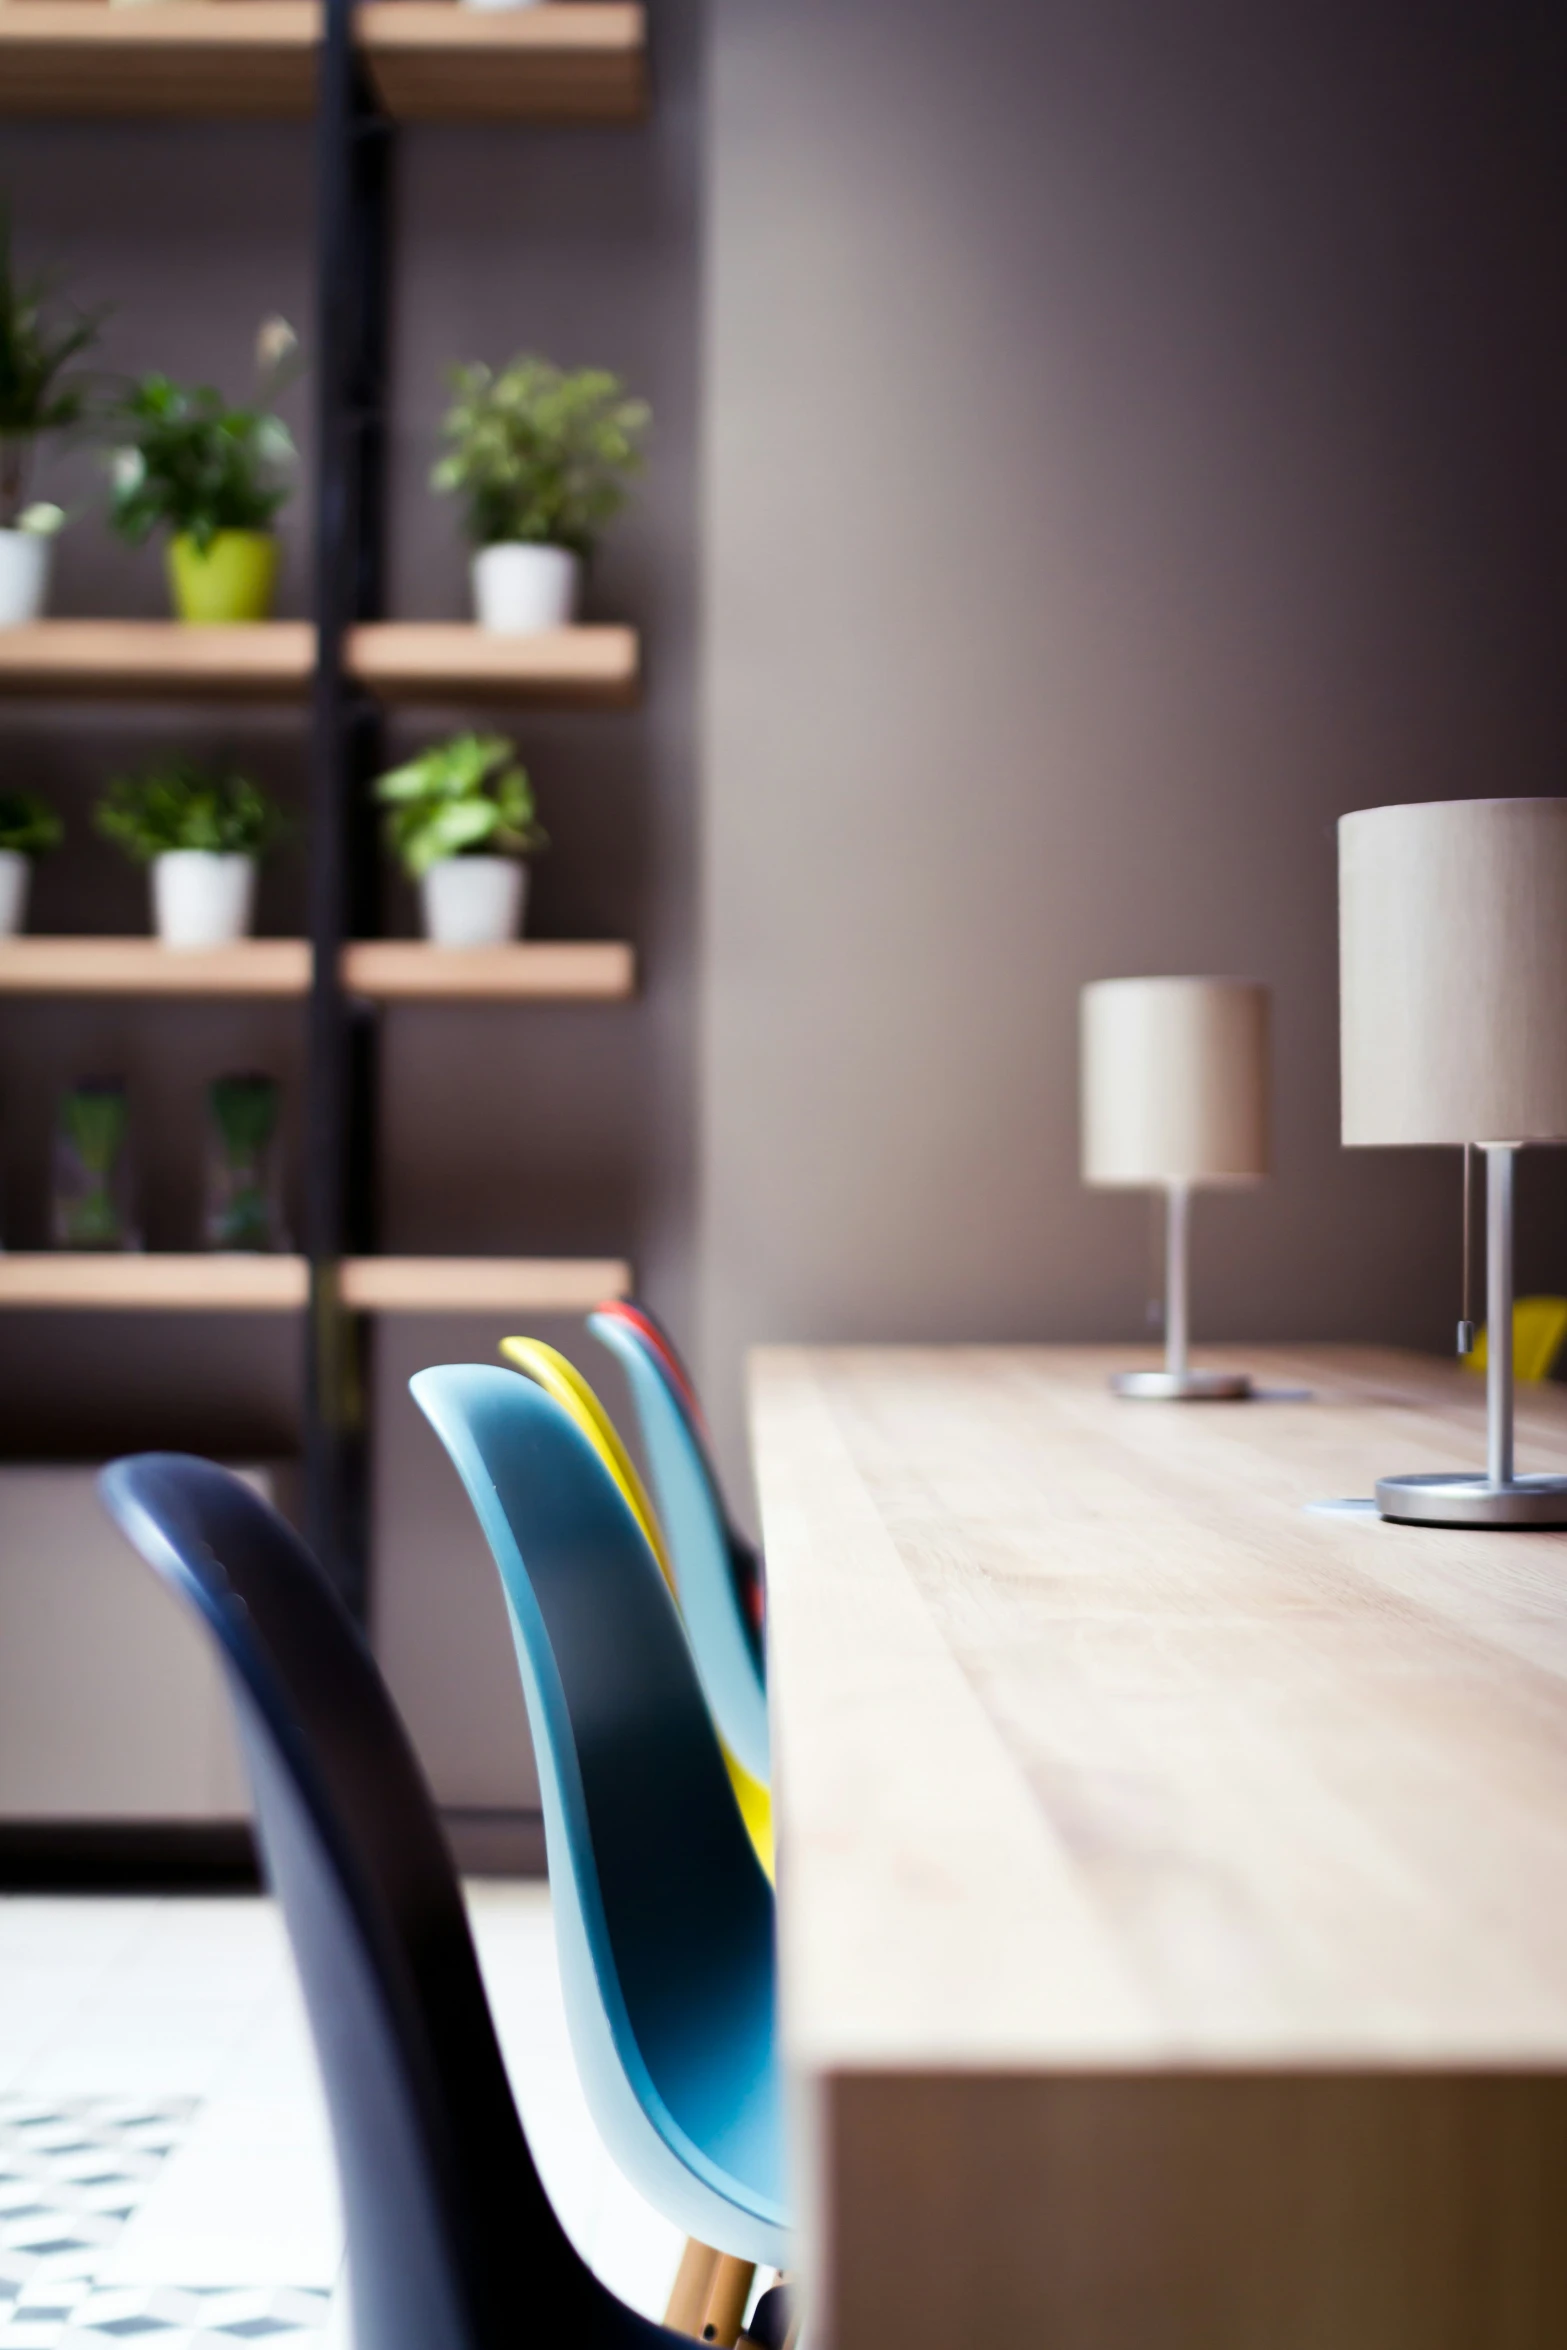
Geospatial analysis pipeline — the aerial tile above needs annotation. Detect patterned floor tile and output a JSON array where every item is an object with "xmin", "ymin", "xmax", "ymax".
[{"xmin": 0, "ymin": 2109, "xmax": 327, "ymax": 2350}]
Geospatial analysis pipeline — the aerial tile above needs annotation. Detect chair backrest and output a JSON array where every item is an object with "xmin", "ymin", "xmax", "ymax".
[
  {"xmin": 98, "ymin": 1453, "xmax": 665, "ymax": 2350},
  {"xmin": 587, "ymin": 1311, "xmax": 770, "ymax": 1786},
  {"xmin": 498, "ymin": 1335, "xmax": 672, "ymax": 1580},
  {"xmin": 497, "ymin": 1336, "xmax": 774, "ymax": 1880},
  {"xmin": 409, "ymin": 1368, "xmax": 784, "ymax": 2224},
  {"xmin": 597, "ymin": 1300, "xmax": 710, "ymax": 1433}
]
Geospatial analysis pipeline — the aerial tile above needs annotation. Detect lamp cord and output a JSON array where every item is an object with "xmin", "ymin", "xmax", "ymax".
[{"xmin": 1458, "ymin": 1144, "xmax": 1476, "ymax": 1356}]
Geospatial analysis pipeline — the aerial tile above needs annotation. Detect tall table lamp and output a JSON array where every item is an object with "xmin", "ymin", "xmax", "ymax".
[
  {"xmin": 1081, "ymin": 976, "xmax": 1270, "ymax": 1400},
  {"xmin": 1340, "ymin": 796, "xmax": 1567, "ymax": 1526}
]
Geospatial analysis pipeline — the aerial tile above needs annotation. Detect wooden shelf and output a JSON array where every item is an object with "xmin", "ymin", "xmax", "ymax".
[
  {"xmin": 0, "ymin": 1253, "xmax": 629, "ymax": 1313},
  {"xmin": 0, "ymin": 3, "xmax": 317, "ymax": 119},
  {"xmin": 0, "ymin": 936, "xmax": 635, "ymax": 1002},
  {"xmin": 0, "ymin": 621, "xmax": 313, "ymax": 699},
  {"xmin": 0, "ymin": 938, "xmax": 311, "ymax": 997},
  {"xmin": 342, "ymin": 939, "xmax": 634, "ymax": 1000},
  {"xmin": 338, "ymin": 1255, "xmax": 630, "ymax": 1313},
  {"xmin": 0, "ymin": 4, "xmax": 646, "ymax": 124},
  {"xmin": 0, "ymin": 621, "xmax": 638, "ymax": 706},
  {"xmin": 345, "ymin": 623, "xmax": 639, "ymax": 705},
  {"xmin": 0, "ymin": 1254, "xmax": 310, "ymax": 1311},
  {"xmin": 360, "ymin": 4, "xmax": 645, "ymax": 124}
]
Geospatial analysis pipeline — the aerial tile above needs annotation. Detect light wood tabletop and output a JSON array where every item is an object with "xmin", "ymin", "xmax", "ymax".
[{"xmin": 750, "ymin": 1344, "xmax": 1567, "ymax": 2349}]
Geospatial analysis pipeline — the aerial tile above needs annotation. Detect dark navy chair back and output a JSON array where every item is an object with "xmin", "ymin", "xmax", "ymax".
[{"xmin": 98, "ymin": 1453, "xmax": 669, "ymax": 2350}]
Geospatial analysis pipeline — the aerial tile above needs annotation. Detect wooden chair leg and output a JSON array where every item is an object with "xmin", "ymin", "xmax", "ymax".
[
  {"xmin": 664, "ymin": 2239, "xmax": 721, "ymax": 2336},
  {"xmin": 698, "ymin": 2255, "xmax": 756, "ymax": 2348}
]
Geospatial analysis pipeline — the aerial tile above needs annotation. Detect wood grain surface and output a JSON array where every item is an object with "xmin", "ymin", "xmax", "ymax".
[
  {"xmin": 359, "ymin": 3, "xmax": 646, "ymax": 123},
  {"xmin": 337, "ymin": 1255, "xmax": 630, "ymax": 1313},
  {"xmin": 344, "ymin": 621, "xmax": 639, "ymax": 704},
  {"xmin": 0, "ymin": 938, "xmax": 634, "ymax": 1002},
  {"xmin": 0, "ymin": 621, "xmax": 314, "ymax": 696},
  {"xmin": 0, "ymin": 938, "xmax": 311, "ymax": 996},
  {"xmin": 0, "ymin": 1253, "xmax": 308, "ymax": 1310},
  {"xmin": 0, "ymin": 4, "xmax": 317, "ymax": 120},
  {"xmin": 341, "ymin": 939, "xmax": 635, "ymax": 1002},
  {"xmin": 0, "ymin": 621, "xmax": 638, "ymax": 705},
  {"xmin": 750, "ymin": 1344, "xmax": 1567, "ymax": 2348},
  {"xmin": 0, "ymin": 3, "xmax": 645, "ymax": 124}
]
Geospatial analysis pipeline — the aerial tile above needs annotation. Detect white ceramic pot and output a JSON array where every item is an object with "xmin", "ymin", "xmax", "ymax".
[
  {"xmin": 151, "ymin": 851, "xmax": 257, "ymax": 948},
  {"xmin": 420, "ymin": 855, "xmax": 526, "ymax": 948},
  {"xmin": 0, "ymin": 848, "xmax": 30, "ymax": 937},
  {"xmin": 0, "ymin": 530, "xmax": 52, "ymax": 626},
  {"xmin": 471, "ymin": 543, "xmax": 581, "ymax": 633}
]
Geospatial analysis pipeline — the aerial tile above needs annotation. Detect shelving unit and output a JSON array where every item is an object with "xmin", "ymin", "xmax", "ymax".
[
  {"xmin": 0, "ymin": 939, "xmax": 635, "ymax": 1002},
  {"xmin": 0, "ymin": 4, "xmax": 646, "ymax": 125},
  {"xmin": 0, "ymin": 0, "xmax": 650, "ymax": 1618}
]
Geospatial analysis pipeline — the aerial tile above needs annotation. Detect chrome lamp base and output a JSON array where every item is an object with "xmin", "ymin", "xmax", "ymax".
[
  {"xmin": 1372, "ymin": 1147, "xmax": 1567, "ymax": 1532},
  {"xmin": 1108, "ymin": 1181, "xmax": 1254, "ymax": 1404},
  {"xmin": 1375, "ymin": 1473, "xmax": 1567, "ymax": 1530},
  {"xmin": 1111, "ymin": 1367, "xmax": 1252, "ymax": 1402}
]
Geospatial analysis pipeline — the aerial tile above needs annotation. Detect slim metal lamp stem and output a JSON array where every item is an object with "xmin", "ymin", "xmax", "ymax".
[
  {"xmin": 1486, "ymin": 1144, "xmax": 1515, "ymax": 1491},
  {"xmin": 1165, "ymin": 1181, "xmax": 1191, "ymax": 1382}
]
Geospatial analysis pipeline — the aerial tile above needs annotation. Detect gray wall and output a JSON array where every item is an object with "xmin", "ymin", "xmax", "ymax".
[{"xmin": 697, "ymin": 0, "xmax": 1567, "ymax": 1494}]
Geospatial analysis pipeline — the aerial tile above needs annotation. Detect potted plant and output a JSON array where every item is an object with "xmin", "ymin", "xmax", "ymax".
[
  {"xmin": 53, "ymin": 1077, "xmax": 136, "ymax": 1251},
  {"xmin": 0, "ymin": 213, "xmax": 102, "ymax": 625},
  {"xmin": 0, "ymin": 788, "xmax": 62, "ymax": 936},
  {"xmin": 374, "ymin": 731, "xmax": 547, "ymax": 946},
  {"xmin": 95, "ymin": 757, "xmax": 282, "ymax": 947},
  {"xmin": 205, "ymin": 1071, "xmax": 288, "ymax": 1252},
  {"xmin": 108, "ymin": 318, "xmax": 299, "ymax": 624},
  {"xmin": 432, "ymin": 355, "xmax": 648, "ymax": 633}
]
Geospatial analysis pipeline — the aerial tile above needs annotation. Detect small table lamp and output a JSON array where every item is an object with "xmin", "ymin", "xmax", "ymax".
[
  {"xmin": 1340, "ymin": 796, "xmax": 1567, "ymax": 1526},
  {"xmin": 1081, "ymin": 976, "xmax": 1270, "ymax": 1399}
]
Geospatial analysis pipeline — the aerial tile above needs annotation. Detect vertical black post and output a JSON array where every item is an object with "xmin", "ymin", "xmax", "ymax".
[{"xmin": 305, "ymin": 0, "xmax": 387, "ymax": 1616}]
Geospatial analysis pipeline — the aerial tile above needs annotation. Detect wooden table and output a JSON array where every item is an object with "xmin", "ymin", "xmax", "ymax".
[{"xmin": 749, "ymin": 1345, "xmax": 1567, "ymax": 2350}]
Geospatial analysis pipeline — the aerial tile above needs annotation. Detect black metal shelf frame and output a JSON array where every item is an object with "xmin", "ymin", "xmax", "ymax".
[{"xmin": 305, "ymin": 0, "xmax": 389, "ymax": 1612}]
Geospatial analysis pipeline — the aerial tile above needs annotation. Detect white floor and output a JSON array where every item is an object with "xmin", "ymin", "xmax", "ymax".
[{"xmin": 0, "ymin": 1885, "xmax": 686, "ymax": 2347}]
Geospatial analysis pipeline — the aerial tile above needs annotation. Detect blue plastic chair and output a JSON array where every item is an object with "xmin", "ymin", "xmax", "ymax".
[
  {"xmin": 410, "ymin": 1365, "xmax": 789, "ymax": 2275},
  {"xmin": 587, "ymin": 1309, "xmax": 770, "ymax": 1790},
  {"xmin": 96, "ymin": 1453, "xmax": 675, "ymax": 2350}
]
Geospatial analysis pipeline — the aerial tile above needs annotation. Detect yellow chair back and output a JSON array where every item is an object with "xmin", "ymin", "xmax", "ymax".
[
  {"xmin": 499, "ymin": 1334, "xmax": 774, "ymax": 1881},
  {"xmin": 500, "ymin": 1335, "xmax": 671, "ymax": 1584},
  {"xmin": 1466, "ymin": 1297, "xmax": 1567, "ymax": 1385}
]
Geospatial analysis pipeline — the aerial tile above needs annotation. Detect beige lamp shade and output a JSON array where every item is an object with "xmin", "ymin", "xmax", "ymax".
[
  {"xmin": 1339, "ymin": 798, "xmax": 1567, "ymax": 1147},
  {"xmin": 1081, "ymin": 977, "xmax": 1270, "ymax": 1188}
]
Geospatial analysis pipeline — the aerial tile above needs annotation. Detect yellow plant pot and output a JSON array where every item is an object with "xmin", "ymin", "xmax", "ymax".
[{"xmin": 166, "ymin": 531, "xmax": 279, "ymax": 624}]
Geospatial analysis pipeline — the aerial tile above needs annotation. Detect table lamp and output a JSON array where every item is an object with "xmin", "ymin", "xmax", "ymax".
[
  {"xmin": 1340, "ymin": 796, "xmax": 1567, "ymax": 1526},
  {"xmin": 1081, "ymin": 976, "xmax": 1270, "ymax": 1399}
]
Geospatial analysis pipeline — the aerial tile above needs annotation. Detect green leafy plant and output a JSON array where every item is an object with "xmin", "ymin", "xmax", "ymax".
[
  {"xmin": 0, "ymin": 788, "xmax": 62, "ymax": 857},
  {"xmin": 373, "ymin": 732, "xmax": 548, "ymax": 880},
  {"xmin": 432, "ymin": 356, "xmax": 649, "ymax": 554},
  {"xmin": 108, "ymin": 318, "xmax": 299, "ymax": 552},
  {"xmin": 0, "ymin": 209, "xmax": 104, "ymax": 527},
  {"xmin": 95, "ymin": 758, "xmax": 281, "ymax": 863}
]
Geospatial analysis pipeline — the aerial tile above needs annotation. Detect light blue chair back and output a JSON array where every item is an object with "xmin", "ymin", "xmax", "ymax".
[
  {"xmin": 589, "ymin": 1313, "xmax": 770, "ymax": 1787},
  {"xmin": 410, "ymin": 1364, "xmax": 788, "ymax": 2268}
]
